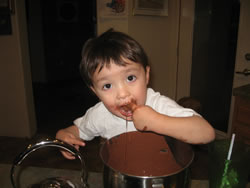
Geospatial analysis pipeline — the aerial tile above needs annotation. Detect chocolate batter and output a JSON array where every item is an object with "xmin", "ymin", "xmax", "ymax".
[{"xmin": 101, "ymin": 131, "xmax": 187, "ymax": 177}]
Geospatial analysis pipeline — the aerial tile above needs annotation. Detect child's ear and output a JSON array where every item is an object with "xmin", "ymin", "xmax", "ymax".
[{"xmin": 146, "ymin": 66, "xmax": 150, "ymax": 85}]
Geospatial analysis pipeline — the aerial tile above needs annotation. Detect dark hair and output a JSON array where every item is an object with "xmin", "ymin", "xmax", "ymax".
[{"xmin": 79, "ymin": 28, "xmax": 149, "ymax": 87}]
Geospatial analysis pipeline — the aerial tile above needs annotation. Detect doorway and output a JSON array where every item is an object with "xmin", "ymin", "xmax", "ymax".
[
  {"xmin": 25, "ymin": 0, "xmax": 98, "ymax": 135},
  {"xmin": 190, "ymin": 0, "xmax": 240, "ymax": 133}
]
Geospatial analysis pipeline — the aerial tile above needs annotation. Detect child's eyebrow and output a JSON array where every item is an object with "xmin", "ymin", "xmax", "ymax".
[
  {"xmin": 95, "ymin": 75, "xmax": 109, "ymax": 83},
  {"xmin": 94, "ymin": 64, "xmax": 141, "ymax": 82},
  {"xmin": 125, "ymin": 66, "xmax": 141, "ymax": 73}
]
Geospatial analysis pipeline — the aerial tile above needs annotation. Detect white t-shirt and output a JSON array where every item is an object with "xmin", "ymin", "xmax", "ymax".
[{"xmin": 74, "ymin": 88, "xmax": 198, "ymax": 140}]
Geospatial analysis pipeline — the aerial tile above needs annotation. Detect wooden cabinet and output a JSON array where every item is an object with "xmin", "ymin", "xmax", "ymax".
[{"xmin": 232, "ymin": 96, "xmax": 250, "ymax": 145}]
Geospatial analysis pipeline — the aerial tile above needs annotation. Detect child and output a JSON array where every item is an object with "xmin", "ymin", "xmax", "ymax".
[{"xmin": 56, "ymin": 29, "xmax": 215, "ymax": 159}]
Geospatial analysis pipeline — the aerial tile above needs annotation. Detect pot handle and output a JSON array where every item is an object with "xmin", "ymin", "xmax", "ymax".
[{"xmin": 10, "ymin": 138, "xmax": 88, "ymax": 188}]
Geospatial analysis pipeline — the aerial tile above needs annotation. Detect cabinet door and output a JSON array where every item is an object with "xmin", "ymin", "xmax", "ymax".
[{"xmin": 232, "ymin": 96, "xmax": 250, "ymax": 145}]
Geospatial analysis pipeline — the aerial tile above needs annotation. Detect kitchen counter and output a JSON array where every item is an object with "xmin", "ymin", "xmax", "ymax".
[
  {"xmin": 233, "ymin": 84, "xmax": 250, "ymax": 99},
  {"xmin": 0, "ymin": 164, "xmax": 209, "ymax": 188},
  {"xmin": 1, "ymin": 164, "xmax": 249, "ymax": 188}
]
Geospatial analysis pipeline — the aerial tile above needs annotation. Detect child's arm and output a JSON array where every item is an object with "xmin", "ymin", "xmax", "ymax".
[
  {"xmin": 56, "ymin": 125, "xmax": 85, "ymax": 159},
  {"xmin": 129, "ymin": 104, "xmax": 215, "ymax": 144}
]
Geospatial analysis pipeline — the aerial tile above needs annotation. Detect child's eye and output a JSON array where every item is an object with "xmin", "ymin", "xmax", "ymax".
[
  {"xmin": 127, "ymin": 75, "xmax": 136, "ymax": 82},
  {"xmin": 103, "ymin": 83, "xmax": 112, "ymax": 90}
]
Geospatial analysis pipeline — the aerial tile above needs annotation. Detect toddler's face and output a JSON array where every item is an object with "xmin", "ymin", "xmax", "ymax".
[{"xmin": 91, "ymin": 59, "xmax": 150, "ymax": 121}]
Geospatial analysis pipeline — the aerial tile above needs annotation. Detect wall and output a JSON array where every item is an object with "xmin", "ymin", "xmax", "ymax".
[
  {"xmin": 0, "ymin": 0, "xmax": 36, "ymax": 137},
  {"xmin": 97, "ymin": 0, "xmax": 180, "ymax": 98}
]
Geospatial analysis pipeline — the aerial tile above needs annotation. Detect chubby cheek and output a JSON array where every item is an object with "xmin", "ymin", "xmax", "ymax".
[
  {"xmin": 137, "ymin": 95, "xmax": 146, "ymax": 106},
  {"xmin": 106, "ymin": 103, "xmax": 116, "ymax": 112},
  {"xmin": 134, "ymin": 89, "xmax": 147, "ymax": 106}
]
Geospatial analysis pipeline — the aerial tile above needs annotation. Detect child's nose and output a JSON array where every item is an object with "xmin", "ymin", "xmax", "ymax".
[{"xmin": 117, "ymin": 86, "xmax": 130, "ymax": 100}]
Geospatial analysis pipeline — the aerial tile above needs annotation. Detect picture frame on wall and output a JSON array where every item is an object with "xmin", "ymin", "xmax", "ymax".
[
  {"xmin": 98, "ymin": 0, "xmax": 128, "ymax": 19},
  {"xmin": 133, "ymin": 0, "xmax": 168, "ymax": 16}
]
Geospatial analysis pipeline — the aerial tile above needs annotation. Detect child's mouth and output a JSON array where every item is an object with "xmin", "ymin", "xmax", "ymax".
[
  {"xmin": 119, "ymin": 100, "xmax": 137, "ymax": 117},
  {"xmin": 120, "ymin": 105, "xmax": 133, "ymax": 117}
]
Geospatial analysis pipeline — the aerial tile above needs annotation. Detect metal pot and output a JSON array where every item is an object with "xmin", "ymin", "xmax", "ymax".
[
  {"xmin": 10, "ymin": 139, "xmax": 88, "ymax": 188},
  {"xmin": 100, "ymin": 131, "xmax": 194, "ymax": 188}
]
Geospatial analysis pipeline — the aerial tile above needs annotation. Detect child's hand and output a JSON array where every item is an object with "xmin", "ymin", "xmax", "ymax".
[
  {"xmin": 125, "ymin": 102, "xmax": 158, "ymax": 131},
  {"xmin": 56, "ymin": 125, "xmax": 85, "ymax": 160},
  {"xmin": 132, "ymin": 105, "xmax": 158, "ymax": 131}
]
